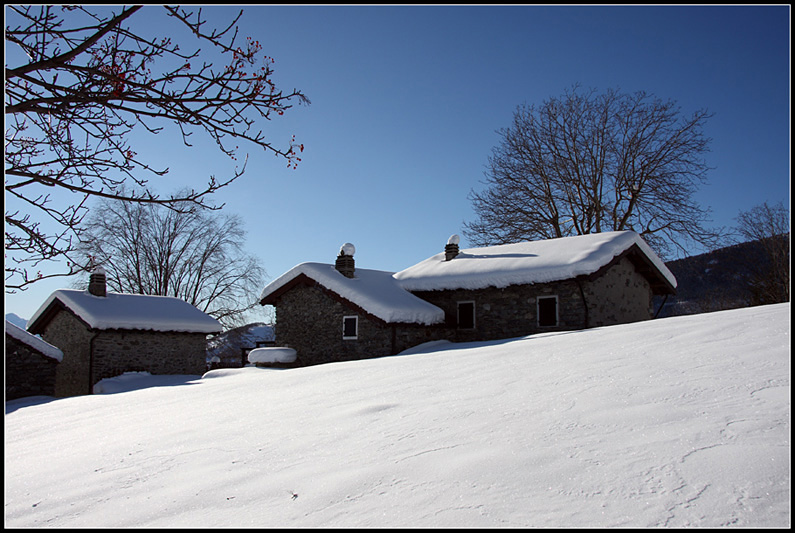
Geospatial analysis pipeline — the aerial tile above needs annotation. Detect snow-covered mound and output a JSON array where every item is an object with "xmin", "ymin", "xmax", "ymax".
[
  {"xmin": 92, "ymin": 372, "xmax": 200, "ymax": 394},
  {"xmin": 4, "ymin": 303, "xmax": 790, "ymax": 528},
  {"xmin": 248, "ymin": 346, "xmax": 297, "ymax": 364}
]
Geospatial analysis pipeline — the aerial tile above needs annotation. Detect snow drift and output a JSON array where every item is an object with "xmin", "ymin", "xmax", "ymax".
[{"xmin": 4, "ymin": 303, "xmax": 790, "ymax": 528}]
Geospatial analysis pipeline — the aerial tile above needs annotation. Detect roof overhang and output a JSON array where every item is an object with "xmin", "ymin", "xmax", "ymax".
[
  {"xmin": 26, "ymin": 298, "xmax": 88, "ymax": 335},
  {"xmin": 259, "ymin": 272, "xmax": 314, "ymax": 306}
]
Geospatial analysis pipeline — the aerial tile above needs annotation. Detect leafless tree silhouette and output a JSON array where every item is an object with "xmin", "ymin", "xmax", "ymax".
[{"xmin": 5, "ymin": 5, "xmax": 308, "ymax": 290}]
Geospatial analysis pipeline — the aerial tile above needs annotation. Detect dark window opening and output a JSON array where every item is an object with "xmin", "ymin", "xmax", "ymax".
[
  {"xmin": 343, "ymin": 316, "xmax": 358, "ymax": 339},
  {"xmin": 537, "ymin": 296, "xmax": 558, "ymax": 327},
  {"xmin": 457, "ymin": 301, "xmax": 476, "ymax": 329}
]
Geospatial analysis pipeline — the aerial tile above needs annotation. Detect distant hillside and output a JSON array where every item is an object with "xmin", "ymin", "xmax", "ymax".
[
  {"xmin": 5, "ymin": 313, "xmax": 28, "ymax": 329},
  {"xmin": 656, "ymin": 236, "xmax": 789, "ymax": 317}
]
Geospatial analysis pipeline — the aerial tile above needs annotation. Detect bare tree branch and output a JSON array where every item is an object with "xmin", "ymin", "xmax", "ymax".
[
  {"xmin": 465, "ymin": 86, "xmax": 723, "ymax": 259},
  {"xmin": 5, "ymin": 5, "xmax": 308, "ymax": 291},
  {"xmin": 733, "ymin": 201, "xmax": 790, "ymax": 305},
  {"xmin": 75, "ymin": 194, "xmax": 266, "ymax": 328}
]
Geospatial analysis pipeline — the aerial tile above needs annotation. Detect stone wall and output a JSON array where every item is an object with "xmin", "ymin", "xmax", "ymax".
[
  {"xmin": 5, "ymin": 334, "xmax": 59, "ymax": 400},
  {"xmin": 391, "ymin": 323, "xmax": 453, "ymax": 356},
  {"xmin": 274, "ymin": 282, "xmax": 450, "ymax": 366},
  {"xmin": 411, "ymin": 256, "xmax": 654, "ymax": 343},
  {"xmin": 40, "ymin": 310, "xmax": 95, "ymax": 397},
  {"xmin": 412, "ymin": 278, "xmax": 587, "ymax": 343},
  {"xmin": 91, "ymin": 330, "xmax": 208, "ymax": 383},
  {"xmin": 275, "ymin": 282, "xmax": 391, "ymax": 366},
  {"xmin": 582, "ymin": 256, "xmax": 654, "ymax": 326},
  {"xmin": 40, "ymin": 308, "xmax": 208, "ymax": 397}
]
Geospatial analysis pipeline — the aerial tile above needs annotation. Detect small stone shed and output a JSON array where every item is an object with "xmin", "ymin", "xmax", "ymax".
[
  {"xmin": 5, "ymin": 319, "xmax": 63, "ymax": 400},
  {"xmin": 26, "ymin": 268, "xmax": 222, "ymax": 397},
  {"xmin": 260, "ymin": 231, "xmax": 677, "ymax": 367}
]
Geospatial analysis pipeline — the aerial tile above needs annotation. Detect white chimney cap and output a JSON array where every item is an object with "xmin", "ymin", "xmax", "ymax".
[
  {"xmin": 92, "ymin": 265, "xmax": 106, "ymax": 275},
  {"xmin": 447, "ymin": 234, "xmax": 460, "ymax": 245},
  {"xmin": 340, "ymin": 243, "xmax": 356, "ymax": 256}
]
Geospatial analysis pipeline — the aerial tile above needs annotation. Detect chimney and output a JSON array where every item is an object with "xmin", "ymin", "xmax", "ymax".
[
  {"xmin": 335, "ymin": 243, "xmax": 356, "ymax": 278},
  {"xmin": 88, "ymin": 265, "xmax": 107, "ymax": 297},
  {"xmin": 445, "ymin": 234, "xmax": 460, "ymax": 261}
]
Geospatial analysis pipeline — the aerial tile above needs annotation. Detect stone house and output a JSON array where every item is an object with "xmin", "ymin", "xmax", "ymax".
[
  {"xmin": 5, "ymin": 319, "xmax": 63, "ymax": 400},
  {"xmin": 26, "ymin": 267, "xmax": 223, "ymax": 397},
  {"xmin": 259, "ymin": 231, "xmax": 677, "ymax": 367},
  {"xmin": 259, "ymin": 244, "xmax": 447, "ymax": 366}
]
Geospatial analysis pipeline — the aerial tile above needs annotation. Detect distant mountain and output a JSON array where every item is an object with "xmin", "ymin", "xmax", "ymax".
[
  {"xmin": 5, "ymin": 313, "xmax": 28, "ymax": 329},
  {"xmin": 656, "ymin": 236, "xmax": 789, "ymax": 318}
]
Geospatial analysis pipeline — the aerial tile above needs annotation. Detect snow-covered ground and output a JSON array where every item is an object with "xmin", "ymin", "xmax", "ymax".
[{"xmin": 4, "ymin": 303, "xmax": 790, "ymax": 528}]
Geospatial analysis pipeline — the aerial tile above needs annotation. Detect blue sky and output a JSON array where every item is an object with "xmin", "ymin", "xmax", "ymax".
[{"xmin": 5, "ymin": 5, "xmax": 791, "ymax": 323}]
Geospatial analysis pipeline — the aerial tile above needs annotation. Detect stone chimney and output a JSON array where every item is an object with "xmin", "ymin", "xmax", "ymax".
[
  {"xmin": 88, "ymin": 265, "xmax": 107, "ymax": 297},
  {"xmin": 335, "ymin": 243, "xmax": 356, "ymax": 278},
  {"xmin": 445, "ymin": 234, "xmax": 460, "ymax": 261}
]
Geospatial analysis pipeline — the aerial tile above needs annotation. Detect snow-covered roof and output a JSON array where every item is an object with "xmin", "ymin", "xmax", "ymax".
[
  {"xmin": 5, "ymin": 319, "xmax": 63, "ymax": 362},
  {"xmin": 259, "ymin": 263, "xmax": 445, "ymax": 325},
  {"xmin": 394, "ymin": 231, "xmax": 677, "ymax": 293},
  {"xmin": 27, "ymin": 290, "xmax": 223, "ymax": 334}
]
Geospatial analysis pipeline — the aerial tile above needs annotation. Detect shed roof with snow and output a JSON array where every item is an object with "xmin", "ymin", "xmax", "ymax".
[
  {"xmin": 394, "ymin": 231, "xmax": 677, "ymax": 295},
  {"xmin": 27, "ymin": 289, "xmax": 223, "ymax": 335},
  {"xmin": 5, "ymin": 319, "xmax": 64, "ymax": 362}
]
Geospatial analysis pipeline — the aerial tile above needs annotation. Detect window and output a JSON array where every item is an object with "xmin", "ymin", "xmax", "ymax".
[
  {"xmin": 537, "ymin": 296, "xmax": 558, "ymax": 327},
  {"xmin": 457, "ymin": 301, "xmax": 476, "ymax": 330},
  {"xmin": 342, "ymin": 316, "xmax": 358, "ymax": 339}
]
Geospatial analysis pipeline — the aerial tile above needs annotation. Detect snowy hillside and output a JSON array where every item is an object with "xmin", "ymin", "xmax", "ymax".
[{"xmin": 4, "ymin": 303, "xmax": 790, "ymax": 528}]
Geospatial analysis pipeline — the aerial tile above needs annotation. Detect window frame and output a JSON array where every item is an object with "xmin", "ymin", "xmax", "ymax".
[
  {"xmin": 456, "ymin": 300, "xmax": 476, "ymax": 330},
  {"xmin": 342, "ymin": 315, "xmax": 358, "ymax": 340},
  {"xmin": 537, "ymin": 295, "xmax": 559, "ymax": 327}
]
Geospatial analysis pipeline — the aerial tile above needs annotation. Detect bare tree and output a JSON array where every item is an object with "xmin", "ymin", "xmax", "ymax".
[
  {"xmin": 734, "ymin": 201, "xmax": 790, "ymax": 305},
  {"xmin": 76, "ymin": 194, "xmax": 266, "ymax": 328},
  {"xmin": 5, "ymin": 5, "xmax": 308, "ymax": 291},
  {"xmin": 464, "ymin": 86, "xmax": 722, "ymax": 259}
]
